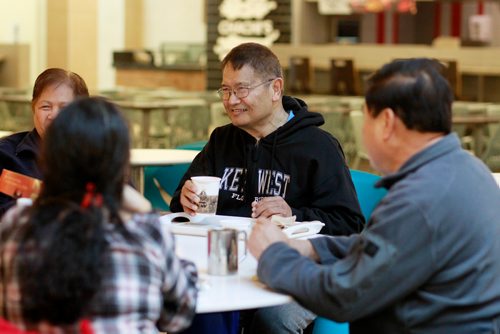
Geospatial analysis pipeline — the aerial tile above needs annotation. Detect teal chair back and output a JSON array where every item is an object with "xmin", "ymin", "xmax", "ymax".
[
  {"xmin": 312, "ymin": 169, "xmax": 387, "ymax": 334},
  {"xmin": 350, "ymin": 169, "xmax": 387, "ymax": 219},
  {"xmin": 143, "ymin": 141, "xmax": 206, "ymax": 211}
]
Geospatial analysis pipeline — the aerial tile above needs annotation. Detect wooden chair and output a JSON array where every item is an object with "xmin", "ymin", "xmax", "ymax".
[
  {"xmin": 438, "ymin": 59, "xmax": 461, "ymax": 99},
  {"xmin": 330, "ymin": 59, "xmax": 360, "ymax": 96},
  {"xmin": 287, "ymin": 56, "xmax": 312, "ymax": 94}
]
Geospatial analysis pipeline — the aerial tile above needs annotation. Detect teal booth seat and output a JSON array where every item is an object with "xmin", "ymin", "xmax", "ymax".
[
  {"xmin": 312, "ymin": 169, "xmax": 387, "ymax": 334},
  {"xmin": 144, "ymin": 141, "xmax": 207, "ymax": 211}
]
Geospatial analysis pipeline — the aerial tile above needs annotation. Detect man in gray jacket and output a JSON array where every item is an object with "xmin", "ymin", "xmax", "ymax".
[{"xmin": 249, "ymin": 58, "xmax": 500, "ymax": 334}]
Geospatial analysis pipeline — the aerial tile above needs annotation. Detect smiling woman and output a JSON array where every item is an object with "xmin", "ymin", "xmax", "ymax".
[
  {"xmin": 0, "ymin": 97, "xmax": 198, "ymax": 334},
  {"xmin": 31, "ymin": 69, "xmax": 89, "ymax": 138},
  {"xmin": 0, "ymin": 68, "xmax": 89, "ymax": 217}
]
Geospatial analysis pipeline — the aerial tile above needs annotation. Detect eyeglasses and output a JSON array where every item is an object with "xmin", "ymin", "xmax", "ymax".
[{"xmin": 217, "ymin": 78, "xmax": 275, "ymax": 101}]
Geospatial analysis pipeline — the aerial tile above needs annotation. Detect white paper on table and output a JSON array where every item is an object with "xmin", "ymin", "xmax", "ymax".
[{"xmin": 159, "ymin": 213, "xmax": 324, "ymax": 239}]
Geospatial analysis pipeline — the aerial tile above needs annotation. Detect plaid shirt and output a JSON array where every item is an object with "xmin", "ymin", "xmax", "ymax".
[{"xmin": 0, "ymin": 203, "xmax": 198, "ymax": 333}]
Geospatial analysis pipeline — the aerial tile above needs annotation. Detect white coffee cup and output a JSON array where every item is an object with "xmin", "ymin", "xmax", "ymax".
[{"xmin": 191, "ymin": 176, "xmax": 221, "ymax": 215}]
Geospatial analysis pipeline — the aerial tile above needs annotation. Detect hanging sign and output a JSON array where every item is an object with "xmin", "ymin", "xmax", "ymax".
[{"xmin": 214, "ymin": 0, "xmax": 281, "ymax": 61}]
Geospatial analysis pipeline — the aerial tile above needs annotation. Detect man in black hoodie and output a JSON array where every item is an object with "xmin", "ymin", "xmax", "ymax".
[
  {"xmin": 171, "ymin": 43, "xmax": 364, "ymax": 334},
  {"xmin": 171, "ymin": 43, "xmax": 363, "ymax": 236}
]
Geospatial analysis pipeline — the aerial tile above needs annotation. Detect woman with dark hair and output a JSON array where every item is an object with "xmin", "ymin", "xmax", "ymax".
[
  {"xmin": 0, "ymin": 97, "xmax": 198, "ymax": 333},
  {"xmin": 0, "ymin": 68, "xmax": 90, "ymax": 216}
]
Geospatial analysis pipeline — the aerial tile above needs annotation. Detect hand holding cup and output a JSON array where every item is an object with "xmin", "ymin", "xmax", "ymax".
[{"xmin": 180, "ymin": 176, "xmax": 221, "ymax": 216}]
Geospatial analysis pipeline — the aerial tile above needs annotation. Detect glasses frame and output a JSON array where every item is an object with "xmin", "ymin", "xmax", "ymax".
[{"xmin": 217, "ymin": 78, "xmax": 276, "ymax": 101}]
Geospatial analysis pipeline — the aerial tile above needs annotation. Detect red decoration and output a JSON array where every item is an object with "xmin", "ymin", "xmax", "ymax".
[{"xmin": 349, "ymin": 0, "xmax": 417, "ymax": 14}]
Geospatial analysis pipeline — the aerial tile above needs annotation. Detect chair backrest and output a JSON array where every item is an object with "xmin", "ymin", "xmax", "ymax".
[
  {"xmin": 330, "ymin": 58, "xmax": 360, "ymax": 96},
  {"xmin": 312, "ymin": 170, "xmax": 386, "ymax": 334},
  {"xmin": 438, "ymin": 59, "xmax": 461, "ymax": 99},
  {"xmin": 143, "ymin": 141, "xmax": 206, "ymax": 211},
  {"xmin": 350, "ymin": 169, "xmax": 387, "ymax": 219},
  {"xmin": 288, "ymin": 56, "xmax": 312, "ymax": 94},
  {"xmin": 312, "ymin": 318, "xmax": 349, "ymax": 334}
]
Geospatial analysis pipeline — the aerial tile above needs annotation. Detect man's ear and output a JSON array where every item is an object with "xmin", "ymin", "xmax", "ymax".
[
  {"xmin": 380, "ymin": 107, "xmax": 397, "ymax": 141},
  {"xmin": 271, "ymin": 78, "xmax": 283, "ymax": 102}
]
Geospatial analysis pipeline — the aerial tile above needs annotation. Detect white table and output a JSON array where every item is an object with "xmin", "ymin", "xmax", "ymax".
[
  {"xmin": 130, "ymin": 148, "xmax": 200, "ymax": 193},
  {"xmin": 130, "ymin": 148, "xmax": 199, "ymax": 166},
  {"xmin": 493, "ymin": 173, "xmax": 500, "ymax": 187},
  {"xmin": 0, "ymin": 130, "xmax": 13, "ymax": 138},
  {"xmin": 174, "ymin": 234, "xmax": 293, "ymax": 313}
]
